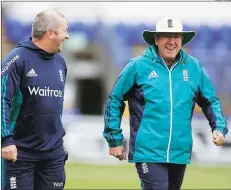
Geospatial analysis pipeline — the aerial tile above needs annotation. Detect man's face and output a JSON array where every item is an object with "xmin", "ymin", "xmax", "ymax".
[
  {"xmin": 51, "ymin": 18, "xmax": 69, "ymax": 53},
  {"xmin": 154, "ymin": 33, "xmax": 183, "ymax": 63}
]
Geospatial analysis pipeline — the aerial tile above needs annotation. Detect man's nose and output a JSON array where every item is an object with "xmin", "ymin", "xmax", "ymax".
[
  {"xmin": 65, "ymin": 32, "xmax": 70, "ymax": 39},
  {"xmin": 168, "ymin": 36, "xmax": 175, "ymax": 43}
]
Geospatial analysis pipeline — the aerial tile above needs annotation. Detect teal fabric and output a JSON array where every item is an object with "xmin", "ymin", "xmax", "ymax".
[
  {"xmin": 2, "ymin": 76, "xmax": 23, "ymax": 136},
  {"xmin": 10, "ymin": 89, "xmax": 23, "ymax": 131},
  {"xmin": 103, "ymin": 45, "xmax": 228, "ymax": 164},
  {"xmin": 1, "ymin": 75, "xmax": 9, "ymax": 137}
]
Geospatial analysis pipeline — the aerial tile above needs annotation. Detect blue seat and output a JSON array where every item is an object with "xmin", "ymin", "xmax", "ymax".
[
  {"xmin": 4, "ymin": 19, "xmax": 24, "ymax": 43},
  {"xmin": 22, "ymin": 23, "xmax": 32, "ymax": 39},
  {"xmin": 85, "ymin": 24, "xmax": 97, "ymax": 41},
  {"xmin": 129, "ymin": 23, "xmax": 149, "ymax": 45},
  {"xmin": 219, "ymin": 26, "xmax": 231, "ymax": 48},
  {"xmin": 114, "ymin": 23, "xmax": 130, "ymax": 41},
  {"xmin": 212, "ymin": 41, "xmax": 229, "ymax": 62}
]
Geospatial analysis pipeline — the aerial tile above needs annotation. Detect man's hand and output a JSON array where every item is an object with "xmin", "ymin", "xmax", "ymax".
[
  {"xmin": 212, "ymin": 130, "xmax": 225, "ymax": 146},
  {"xmin": 2, "ymin": 145, "xmax": 17, "ymax": 162},
  {"xmin": 109, "ymin": 146, "xmax": 127, "ymax": 161}
]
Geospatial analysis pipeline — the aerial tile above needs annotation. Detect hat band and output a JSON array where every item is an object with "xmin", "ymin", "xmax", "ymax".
[{"xmin": 156, "ymin": 28, "xmax": 183, "ymax": 33}]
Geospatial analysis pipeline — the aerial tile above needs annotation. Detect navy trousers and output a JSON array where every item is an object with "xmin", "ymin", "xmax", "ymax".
[
  {"xmin": 136, "ymin": 163, "xmax": 186, "ymax": 190},
  {"xmin": 2, "ymin": 152, "xmax": 68, "ymax": 190}
]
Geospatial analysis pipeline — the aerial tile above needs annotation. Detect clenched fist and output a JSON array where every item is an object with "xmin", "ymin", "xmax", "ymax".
[
  {"xmin": 109, "ymin": 146, "xmax": 127, "ymax": 161},
  {"xmin": 212, "ymin": 130, "xmax": 225, "ymax": 146},
  {"xmin": 2, "ymin": 145, "xmax": 17, "ymax": 162}
]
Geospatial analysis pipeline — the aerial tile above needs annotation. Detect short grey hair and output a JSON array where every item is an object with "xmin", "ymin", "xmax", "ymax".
[{"xmin": 32, "ymin": 9, "xmax": 66, "ymax": 39}]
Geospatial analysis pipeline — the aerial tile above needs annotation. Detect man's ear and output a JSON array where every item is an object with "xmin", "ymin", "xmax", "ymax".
[
  {"xmin": 46, "ymin": 29, "xmax": 53, "ymax": 40},
  {"xmin": 154, "ymin": 35, "xmax": 158, "ymax": 46}
]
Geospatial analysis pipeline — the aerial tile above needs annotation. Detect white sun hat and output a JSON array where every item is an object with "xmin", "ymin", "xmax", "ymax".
[{"xmin": 143, "ymin": 17, "xmax": 196, "ymax": 46}]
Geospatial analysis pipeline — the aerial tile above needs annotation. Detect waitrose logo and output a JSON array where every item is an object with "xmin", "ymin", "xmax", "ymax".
[
  {"xmin": 2, "ymin": 55, "xmax": 19, "ymax": 75},
  {"xmin": 28, "ymin": 86, "xmax": 63, "ymax": 97}
]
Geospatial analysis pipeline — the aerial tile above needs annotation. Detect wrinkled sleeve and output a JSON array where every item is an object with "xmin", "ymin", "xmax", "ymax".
[
  {"xmin": 103, "ymin": 60, "xmax": 137, "ymax": 147},
  {"xmin": 1, "ymin": 53, "xmax": 21, "ymax": 147},
  {"xmin": 196, "ymin": 66, "xmax": 228, "ymax": 136}
]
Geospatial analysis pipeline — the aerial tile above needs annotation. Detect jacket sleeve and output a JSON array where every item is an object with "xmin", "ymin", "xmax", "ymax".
[
  {"xmin": 103, "ymin": 60, "xmax": 137, "ymax": 147},
  {"xmin": 1, "ymin": 52, "xmax": 21, "ymax": 147},
  {"xmin": 196, "ymin": 65, "xmax": 228, "ymax": 136}
]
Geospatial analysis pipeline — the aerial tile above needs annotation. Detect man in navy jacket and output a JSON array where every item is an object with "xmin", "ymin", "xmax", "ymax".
[{"xmin": 1, "ymin": 9, "xmax": 69, "ymax": 190}]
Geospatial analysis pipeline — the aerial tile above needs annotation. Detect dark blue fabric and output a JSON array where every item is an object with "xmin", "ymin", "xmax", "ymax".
[
  {"xmin": 4, "ymin": 153, "xmax": 66, "ymax": 190},
  {"xmin": 128, "ymin": 85, "xmax": 145, "ymax": 160},
  {"xmin": 136, "ymin": 163, "xmax": 186, "ymax": 190},
  {"xmin": 17, "ymin": 37, "xmax": 55, "ymax": 60},
  {"xmin": 1, "ymin": 158, "xmax": 6, "ymax": 190},
  {"xmin": 190, "ymin": 88, "xmax": 199, "ymax": 120},
  {"xmin": 1, "ymin": 37, "xmax": 67, "ymax": 159},
  {"xmin": 196, "ymin": 88, "xmax": 217, "ymax": 131}
]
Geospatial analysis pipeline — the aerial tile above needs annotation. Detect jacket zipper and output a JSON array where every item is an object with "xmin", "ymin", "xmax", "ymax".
[{"xmin": 162, "ymin": 59, "xmax": 178, "ymax": 163}]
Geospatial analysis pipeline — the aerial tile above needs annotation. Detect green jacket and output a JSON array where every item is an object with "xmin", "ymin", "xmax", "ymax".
[{"xmin": 103, "ymin": 45, "xmax": 228, "ymax": 164}]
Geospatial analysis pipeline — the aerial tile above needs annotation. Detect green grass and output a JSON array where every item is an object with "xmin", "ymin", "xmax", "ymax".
[{"xmin": 65, "ymin": 162, "xmax": 231, "ymax": 189}]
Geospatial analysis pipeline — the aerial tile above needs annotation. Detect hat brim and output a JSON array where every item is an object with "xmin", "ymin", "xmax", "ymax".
[{"xmin": 143, "ymin": 30, "xmax": 196, "ymax": 46}]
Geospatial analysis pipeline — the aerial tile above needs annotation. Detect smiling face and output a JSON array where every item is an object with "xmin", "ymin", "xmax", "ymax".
[
  {"xmin": 154, "ymin": 32, "xmax": 183, "ymax": 65},
  {"xmin": 48, "ymin": 18, "xmax": 69, "ymax": 53}
]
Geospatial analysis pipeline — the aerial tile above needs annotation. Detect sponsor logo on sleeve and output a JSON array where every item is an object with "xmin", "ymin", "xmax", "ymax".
[{"xmin": 1, "ymin": 55, "xmax": 19, "ymax": 75}]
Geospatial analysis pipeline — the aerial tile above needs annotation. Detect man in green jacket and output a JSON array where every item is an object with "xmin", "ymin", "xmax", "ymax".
[{"xmin": 103, "ymin": 17, "xmax": 228, "ymax": 190}]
